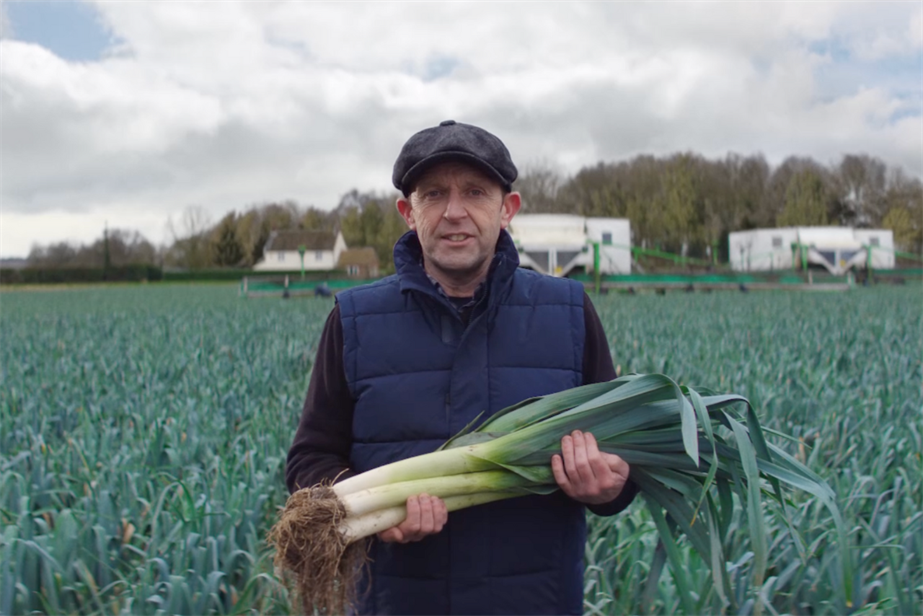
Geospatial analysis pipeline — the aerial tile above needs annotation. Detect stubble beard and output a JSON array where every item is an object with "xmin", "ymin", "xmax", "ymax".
[{"xmin": 424, "ymin": 245, "xmax": 493, "ymax": 290}]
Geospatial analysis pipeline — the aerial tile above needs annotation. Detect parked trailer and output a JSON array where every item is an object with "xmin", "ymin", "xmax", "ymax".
[
  {"xmin": 508, "ymin": 214, "xmax": 631, "ymax": 276},
  {"xmin": 729, "ymin": 227, "xmax": 895, "ymax": 275}
]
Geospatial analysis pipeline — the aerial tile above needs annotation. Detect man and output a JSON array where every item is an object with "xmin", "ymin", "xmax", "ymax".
[{"xmin": 286, "ymin": 120, "xmax": 638, "ymax": 615}]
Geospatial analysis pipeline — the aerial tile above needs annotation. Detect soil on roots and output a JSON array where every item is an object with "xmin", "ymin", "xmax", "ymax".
[{"xmin": 269, "ymin": 485, "xmax": 369, "ymax": 615}]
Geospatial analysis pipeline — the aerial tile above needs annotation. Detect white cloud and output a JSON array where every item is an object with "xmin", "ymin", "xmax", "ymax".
[
  {"xmin": 0, "ymin": 1, "xmax": 920, "ymax": 257},
  {"xmin": 0, "ymin": 207, "xmax": 173, "ymax": 258},
  {"xmin": 834, "ymin": 4, "xmax": 923, "ymax": 60},
  {"xmin": 910, "ymin": 8, "xmax": 923, "ymax": 49}
]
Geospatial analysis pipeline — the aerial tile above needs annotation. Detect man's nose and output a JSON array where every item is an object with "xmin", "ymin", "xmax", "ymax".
[{"xmin": 443, "ymin": 191, "xmax": 468, "ymax": 220}]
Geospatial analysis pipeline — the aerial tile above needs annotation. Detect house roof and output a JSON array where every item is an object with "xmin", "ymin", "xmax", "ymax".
[
  {"xmin": 265, "ymin": 230, "xmax": 337, "ymax": 252},
  {"xmin": 337, "ymin": 247, "xmax": 379, "ymax": 267}
]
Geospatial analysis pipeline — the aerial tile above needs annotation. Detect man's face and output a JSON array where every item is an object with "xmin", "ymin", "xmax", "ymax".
[{"xmin": 397, "ymin": 161, "xmax": 521, "ymax": 284}]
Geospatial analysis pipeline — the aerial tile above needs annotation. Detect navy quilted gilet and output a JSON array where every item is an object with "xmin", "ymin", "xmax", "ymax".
[{"xmin": 336, "ymin": 230, "xmax": 587, "ymax": 615}]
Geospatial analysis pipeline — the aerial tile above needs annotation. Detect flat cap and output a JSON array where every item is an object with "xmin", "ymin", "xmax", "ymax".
[{"xmin": 392, "ymin": 120, "xmax": 518, "ymax": 196}]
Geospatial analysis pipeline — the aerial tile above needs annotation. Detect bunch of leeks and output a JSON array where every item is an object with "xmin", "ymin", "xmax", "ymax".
[{"xmin": 270, "ymin": 373, "xmax": 851, "ymax": 615}]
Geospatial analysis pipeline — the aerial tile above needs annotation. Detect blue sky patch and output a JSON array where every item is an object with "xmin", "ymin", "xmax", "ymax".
[
  {"xmin": 399, "ymin": 54, "xmax": 460, "ymax": 82},
  {"xmin": 5, "ymin": 0, "xmax": 115, "ymax": 62},
  {"xmin": 890, "ymin": 106, "xmax": 921, "ymax": 124},
  {"xmin": 422, "ymin": 55, "xmax": 459, "ymax": 82},
  {"xmin": 808, "ymin": 38, "xmax": 853, "ymax": 63},
  {"xmin": 809, "ymin": 35, "xmax": 922, "ymax": 121}
]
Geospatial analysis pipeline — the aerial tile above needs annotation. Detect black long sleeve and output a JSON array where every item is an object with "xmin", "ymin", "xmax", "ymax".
[
  {"xmin": 285, "ymin": 305, "xmax": 355, "ymax": 493},
  {"xmin": 581, "ymin": 294, "xmax": 640, "ymax": 516}
]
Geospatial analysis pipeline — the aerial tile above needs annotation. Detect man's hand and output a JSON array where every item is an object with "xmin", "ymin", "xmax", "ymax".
[
  {"xmin": 551, "ymin": 430, "xmax": 629, "ymax": 505},
  {"xmin": 377, "ymin": 494, "xmax": 448, "ymax": 543}
]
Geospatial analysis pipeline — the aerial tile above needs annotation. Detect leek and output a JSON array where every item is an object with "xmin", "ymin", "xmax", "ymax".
[{"xmin": 270, "ymin": 373, "xmax": 851, "ymax": 615}]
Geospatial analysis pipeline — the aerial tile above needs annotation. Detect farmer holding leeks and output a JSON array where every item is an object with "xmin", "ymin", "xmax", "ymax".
[{"xmin": 285, "ymin": 121, "xmax": 637, "ymax": 615}]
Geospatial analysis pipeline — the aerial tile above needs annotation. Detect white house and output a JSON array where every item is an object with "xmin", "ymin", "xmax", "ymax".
[
  {"xmin": 253, "ymin": 230, "xmax": 348, "ymax": 272},
  {"xmin": 507, "ymin": 215, "xmax": 632, "ymax": 276},
  {"xmin": 728, "ymin": 227, "xmax": 895, "ymax": 275}
]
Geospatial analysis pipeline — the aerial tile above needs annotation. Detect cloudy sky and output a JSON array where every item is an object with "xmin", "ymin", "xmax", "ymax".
[{"xmin": 1, "ymin": 1, "xmax": 920, "ymax": 258}]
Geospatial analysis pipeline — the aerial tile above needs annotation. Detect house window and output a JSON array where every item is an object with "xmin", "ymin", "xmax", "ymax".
[
  {"xmin": 602, "ymin": 232, "xmax": 613, "ymax": 245},
  {"xmin": 347, "ymin": 265, "xmax": 359, "ymax": 276},
  {"xmin": 315, "ymin": 251, "xmax": 323, "ymax": 261},
  {"xmin": 869, "ymin": 237, "xmax": 880, "ymax": 247},
  {"xmin": 277, "ymin": 252, "xmax": 284, "ymax": 262},
  {"xmin": 772, "ymin": 236, "xmax": 783, "ymax": 248}
]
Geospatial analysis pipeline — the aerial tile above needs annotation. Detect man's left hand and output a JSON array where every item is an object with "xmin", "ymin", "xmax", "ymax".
[{"xmin": 551, "ymin": 430, "xmax": 629, "ymax": 505}]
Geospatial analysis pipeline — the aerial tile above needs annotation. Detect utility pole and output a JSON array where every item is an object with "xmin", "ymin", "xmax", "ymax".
[{"xmin": 103, "ymin": 221, "xmax": 111, "ymax": 280}]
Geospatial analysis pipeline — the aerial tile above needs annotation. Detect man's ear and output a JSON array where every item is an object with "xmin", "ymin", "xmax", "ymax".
[
  {"xmin": 396, "ymin": 197, "xmax": 416, "ymax": 230},
  {"xmin": 499, "ymin": 192, "xmax": 522, "ymax": 229}
]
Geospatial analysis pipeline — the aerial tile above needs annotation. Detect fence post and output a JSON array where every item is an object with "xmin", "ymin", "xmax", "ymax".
[{"xmin": 593, "ymin": 242, "xmax": 600, "ymax": 294}]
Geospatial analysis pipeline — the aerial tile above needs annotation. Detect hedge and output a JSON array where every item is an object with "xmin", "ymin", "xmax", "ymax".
[
  {"xmin": 0, "ymin": 265, "xmax": 163, "ymax": 285},
  {"xmin": 162, "ymin": 269, "xmax": 346, "ymax": 282},
  {"xmin": 0, "ymin": 266, "xmax": 354, "ymax": 285}
]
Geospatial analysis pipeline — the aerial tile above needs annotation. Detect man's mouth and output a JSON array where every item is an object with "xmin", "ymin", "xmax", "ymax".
[{"xmin": 443, "ymin": 234, "xmax": 472, "ymax": 242}]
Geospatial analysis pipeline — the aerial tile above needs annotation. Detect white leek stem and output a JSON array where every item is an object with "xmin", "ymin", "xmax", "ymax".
[
  {"xmin": 334, "ymin": 446, "xmax": 495, "ymax": 497},
  {"xmin": 340, "ymin": 470, "xmax": 532, "ymax": 517},
  {"xmin": 339, "ymin": 492, "xmax": 519, "ymax": 542}
]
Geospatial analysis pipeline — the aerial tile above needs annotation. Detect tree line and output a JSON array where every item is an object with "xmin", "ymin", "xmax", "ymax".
[
  {"xmin": 25, "ymin": 151, "xmax": 923, "ymax": 272},
  {"xmin": 25, "ymin": 191, "xmax": 408, "ymax": 273},
  {"xmin": 516, "ymin": 152, "xmax": 921, "ymax": 258}
]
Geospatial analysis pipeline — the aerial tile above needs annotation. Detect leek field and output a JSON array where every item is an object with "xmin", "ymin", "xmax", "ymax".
[{"xmin": 1, "ymin": 284, "xmax": 920, "ymax": 615}]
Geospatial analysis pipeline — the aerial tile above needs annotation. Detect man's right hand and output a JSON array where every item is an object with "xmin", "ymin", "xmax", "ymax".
[{"xmin": 377, "ymin": 494, "xmax": 448, "ymax": 543}]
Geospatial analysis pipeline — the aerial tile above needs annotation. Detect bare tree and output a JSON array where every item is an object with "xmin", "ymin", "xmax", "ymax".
[
  {"xmin": 515, "ymin": 160, "xmax": 564, "ymax": 213},
  {"xmin": 828, "ymin": 155, "xmax": 887, "ymax": 226},
  {"xmin": 27, "ymin": 242, "xmax": 77, "ymax": 267},
  {"xmin": 165, "ymin": 205, "xmax": 214, "ymax": 269}
]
